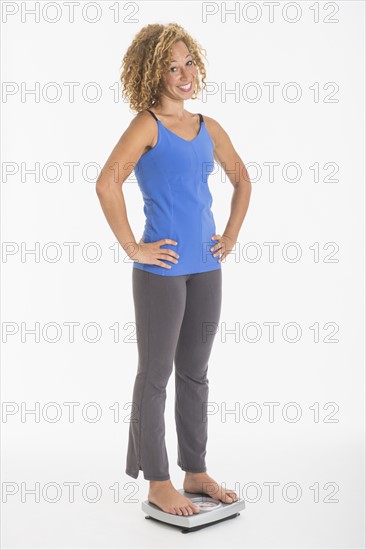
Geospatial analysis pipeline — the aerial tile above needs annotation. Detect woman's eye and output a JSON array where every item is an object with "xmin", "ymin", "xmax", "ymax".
[{"xmin": 170, "ymin": 60, "xmax": 194, "ymax": 72}]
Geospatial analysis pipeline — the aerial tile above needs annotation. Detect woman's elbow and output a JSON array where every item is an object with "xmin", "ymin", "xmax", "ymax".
[{"xmin": 95, "ymin": 173, "xmax": 109, "ymax": 196}]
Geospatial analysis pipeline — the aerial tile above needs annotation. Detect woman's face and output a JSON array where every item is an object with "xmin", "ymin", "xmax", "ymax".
[{"xmin": 160, "ymin": 40, "xmax": 198, "ymax": 101}]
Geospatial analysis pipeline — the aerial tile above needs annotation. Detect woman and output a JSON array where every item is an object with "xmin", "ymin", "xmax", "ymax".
[{"xmin": 96, "ymin": 23, "xmax": 252, "ymax": 517}]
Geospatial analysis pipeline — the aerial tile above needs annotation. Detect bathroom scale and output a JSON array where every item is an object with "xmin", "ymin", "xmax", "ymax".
[{"xmin": 142, "ymin": 488, "xmax": 245, "ymax": 533}]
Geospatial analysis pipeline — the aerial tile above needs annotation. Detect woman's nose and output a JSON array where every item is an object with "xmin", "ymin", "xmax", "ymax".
[{"xmin": 179, "ymin": 67, "xmax": 190, "ymax": 80}]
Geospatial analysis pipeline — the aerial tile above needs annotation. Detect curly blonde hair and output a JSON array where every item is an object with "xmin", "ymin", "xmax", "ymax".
[{"xmin": 120, "ymin": 23, "xmax": 208, "ymax": 112}]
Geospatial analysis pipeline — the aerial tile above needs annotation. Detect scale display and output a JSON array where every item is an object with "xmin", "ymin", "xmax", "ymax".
[{"xmin": 190, "ymin": 496, "xmax": 222, "ymax": 512}]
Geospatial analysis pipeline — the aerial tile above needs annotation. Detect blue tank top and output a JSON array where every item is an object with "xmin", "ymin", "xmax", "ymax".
[{"xmin": 132, "ymin": 109, "xmax": 222, "ymax": 276}]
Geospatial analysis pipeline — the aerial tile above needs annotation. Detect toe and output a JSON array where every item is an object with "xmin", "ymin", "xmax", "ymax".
[{"xmin": 222, "ymin": 491, "xmax": 233, "ymax": 502}]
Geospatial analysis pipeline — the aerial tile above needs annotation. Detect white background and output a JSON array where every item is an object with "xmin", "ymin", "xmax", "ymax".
[{"xmin": 1, "ymin": 1, "xmax": 365, "ymax": 548}]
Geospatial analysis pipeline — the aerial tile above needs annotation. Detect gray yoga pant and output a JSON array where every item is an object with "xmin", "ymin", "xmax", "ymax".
[{"xmin": 125, "ymin": 267, "xmax": 222, "ymax": 481}]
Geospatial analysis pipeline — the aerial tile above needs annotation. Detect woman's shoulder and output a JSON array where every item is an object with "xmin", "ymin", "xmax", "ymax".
[
  {"xmin": 124, "ymin": 110, "xmax": 158, "ymax": 151},
  {"xmin": 201, "ymin": 114, "xmax": 223, "ymax": 130},
  {"xmin": 201, "ymin": 114, "xmax": 228, "ymax": 147},
  {"xmin": 129, "ymin": 109, "xmax": 159, "ymax": 136},
  {"xmin": 132, "ymin": 109, "xmax": 158, "ymax": 126}
]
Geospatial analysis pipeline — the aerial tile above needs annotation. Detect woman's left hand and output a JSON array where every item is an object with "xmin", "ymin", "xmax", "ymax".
[{"xmin": 210, "ymin": 234, "xmax": 236, "ymax": 263}]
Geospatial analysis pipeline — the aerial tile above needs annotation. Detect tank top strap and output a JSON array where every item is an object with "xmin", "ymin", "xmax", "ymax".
[
  {"xmin": 146, "ymin": 109, "xmax": 158, "ymax": 121},
  {"xmin": 198, "ymin": 113, "xmax": 203, "ymax": 124}
]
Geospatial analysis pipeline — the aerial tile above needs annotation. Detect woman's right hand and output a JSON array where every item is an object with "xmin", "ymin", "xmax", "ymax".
[{"xmin": 132, "ymin": 238, "xmax": 179, "ymax": 269}]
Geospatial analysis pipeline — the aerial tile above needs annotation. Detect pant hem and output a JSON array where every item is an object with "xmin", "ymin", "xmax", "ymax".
[
  {"xmin": 125, "ymin": 469, "xmax": 139, "ymax": 479},
  {"xmin": 178, "ymin": 463, "xmax": 207, "ymax": 474},
  {"xmin": 143, "ymin": 474, "xmax": 170, "ymax": 481}
]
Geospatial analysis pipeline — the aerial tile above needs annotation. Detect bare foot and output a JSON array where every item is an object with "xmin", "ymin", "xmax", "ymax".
[
  {"xmin": 183, "ymin": 471, "xmax": 238, "ymax": 504},
  {"xmin": 148, "ymin": 479, "xmax": 200, "ymax": 516}
]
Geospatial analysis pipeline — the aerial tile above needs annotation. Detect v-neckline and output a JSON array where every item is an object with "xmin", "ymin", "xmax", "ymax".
[{"xmin": 156, "ymin": 114, "xmax": 203, "ymax": 143}]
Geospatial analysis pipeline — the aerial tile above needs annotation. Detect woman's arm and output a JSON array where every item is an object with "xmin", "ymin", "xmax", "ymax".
[
  {"xmin": 95, "ymin": 112, "xmax": 156, "ymax": 261},
  {"xmin": 205, "ymin": 116, "xmax": 252, "ymax": 262}
]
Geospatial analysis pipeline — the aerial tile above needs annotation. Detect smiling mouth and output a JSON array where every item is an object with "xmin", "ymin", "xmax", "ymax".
[{"xmin": 177, "ymin": 81, "xmax": 193, "ymax": 92}]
